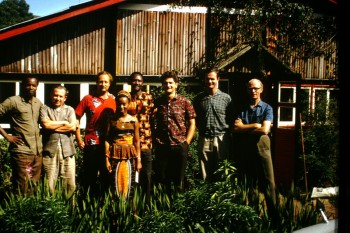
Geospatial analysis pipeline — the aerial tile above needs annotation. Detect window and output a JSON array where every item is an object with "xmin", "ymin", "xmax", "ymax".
[
  {"xmin": 0, "ymin": 83, "xmax": 16, "ymax": 102},
  {"xmin": 280, "ymin": 87, "xmax": 295, "ymax": 103},
  {"xmin": 277, "ymin": 84, "xmax": 338, "ymax": 127},
  {"xmin": 278, "ymin": 85, "xmax": 296, "ymax": 127}
]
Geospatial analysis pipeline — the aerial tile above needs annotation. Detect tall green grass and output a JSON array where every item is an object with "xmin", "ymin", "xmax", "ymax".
[{"xmin": 0, "ymin": 160, "xmax": 321, "ymax": 233}]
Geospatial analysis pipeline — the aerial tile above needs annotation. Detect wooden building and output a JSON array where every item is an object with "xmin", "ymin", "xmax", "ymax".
[{"xmin": 0, "ymin": 0, "xmax": 338, "ymax": 188}]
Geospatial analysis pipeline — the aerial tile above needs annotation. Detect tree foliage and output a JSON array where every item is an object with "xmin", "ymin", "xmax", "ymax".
[
  {"xmin": 299, "ymin": 95, "xmax": 339, "ymax": 189},
  {"xmin": 171, "ymin": 0, "xmax": 336, "ymax": 69},
  {"xmin": 0, "ymin": 0, "xmax": 34, "ymax": 29}
]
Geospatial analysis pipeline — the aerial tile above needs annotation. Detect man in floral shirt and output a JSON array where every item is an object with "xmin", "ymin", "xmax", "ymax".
[
  {"xmin": 152, "ymin": 71, "xmax": 196, "ymax": 192},
  {"xmin": 127, "ymin": 72, "xmax": 154, "ymax": 202}
]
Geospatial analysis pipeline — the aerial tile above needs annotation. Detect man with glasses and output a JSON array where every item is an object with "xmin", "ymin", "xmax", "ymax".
[{"xmin": 233, "ymin": 78, "xmax": 276, "ymax": 203}]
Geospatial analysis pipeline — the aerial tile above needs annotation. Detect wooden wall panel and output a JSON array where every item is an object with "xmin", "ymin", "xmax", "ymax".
[
  {"xmin": 0, "ymin": 5, "xmax": 337, "ymax": 80},
  {"xmin": 115, "ymin": 9, "xmax": 206, "ymax": 76},
  {"xmin": 0, "ymin": 14, "xmax": 106, "ymax": 75},
  {"xmin": 264, "ymin": 29, "xmax": 337, "ymax": 80}
]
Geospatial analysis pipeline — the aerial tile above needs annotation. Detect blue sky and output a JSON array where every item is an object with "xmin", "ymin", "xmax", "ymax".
[{"xmin": 25, "ymin": 0, "xmax": 91, "ymax": 17}]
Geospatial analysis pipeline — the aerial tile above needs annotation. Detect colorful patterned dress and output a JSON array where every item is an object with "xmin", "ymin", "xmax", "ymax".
[{"xmin": 106, "ymin": 114, "xmax": 138, "ymax": 198}]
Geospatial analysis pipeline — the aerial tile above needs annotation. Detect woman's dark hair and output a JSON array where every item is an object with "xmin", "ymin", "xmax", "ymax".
[{"xmin": 116, "ymin": 90, "xmax": 131, "ymax": 101}]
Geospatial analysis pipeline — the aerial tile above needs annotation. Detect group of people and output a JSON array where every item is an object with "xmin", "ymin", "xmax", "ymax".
[{"xmin": 0, "ymin": 68, "xmax": 276, "ymax": 203}]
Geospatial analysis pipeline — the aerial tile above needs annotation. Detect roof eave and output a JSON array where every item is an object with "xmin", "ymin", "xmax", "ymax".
[{"xmin": 0, "ymin": 0, "xmax": 125, "ymax": 41}]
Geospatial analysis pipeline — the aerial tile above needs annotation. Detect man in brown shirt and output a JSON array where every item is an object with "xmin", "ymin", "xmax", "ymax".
[
  {"xmin": 0, "ymin": 76, "xmax": 43, "ymax": 195},
  {"xmin": 127, "ymin": 72, "xmax": 153, "ymax": 202}
]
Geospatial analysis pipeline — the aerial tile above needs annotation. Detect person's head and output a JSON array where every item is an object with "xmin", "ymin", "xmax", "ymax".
[
  {"xmin": 116, "ymin": 90, "xmax": 131, "ymax": 115},
  {"xmin": 160, "ymin": 70, "xmax": 179, "ymax": 96},
  {"xmin": 204, "ymin": 67, "xmax": 220, "ymax": 91},
  {"xmin": 50, "ymin": 85, "xmax": 68, "ymax": 108},
  {"xmin": 128, "ymin": 72, "xmax": 144, "ymax": 93},
  {"xmin": 247, "ymin": 78, "xmax": 263, "ymax": 101},
  {"xmin": 96, "ymin": 71, "xmax": 113, "ymax": 94},
  {"xmin": 21, "ymin": 76, "xmax": 39, "ymax": 99}
]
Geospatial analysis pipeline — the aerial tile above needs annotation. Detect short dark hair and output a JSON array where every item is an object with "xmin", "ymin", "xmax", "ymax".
[
  {"xmin": 96, "ymin": 71, "xmax": 113, "ymax": 83},
  {"xmin": 52, "ymin": 85, "xmax": 68, "ymax": 96},
  {"xmin": 160, "ymin": 70, "xmax": 179, "ymax": 84},
  {"xmin": 204, "ymin": 67, "xmax": 220, "ymax": 77},
  {"xmin": 128, "ymin": 72, "xmax": 144, "ymax": 85},
  {"xmin": 21, "ymin": 76, "xmax": 39, "ymax": 85}
]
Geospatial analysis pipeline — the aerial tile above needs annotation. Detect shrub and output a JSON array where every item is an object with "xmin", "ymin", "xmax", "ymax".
[
  {"xmin": 173, "ymin": 161, "xmax": 260, "ymax": 233},
  {"xmin": 0, "ymin": 192, "xmax": 71, "ymax": 233},
  {"xmin": 299, "ymin": 97, "xmax": 339, "ymax": 189},
  {"xmin": 0, "ymin": 139, "xmax": 11, "ymax": 198},
  {"xmin": 131, "ymin": 210, "xmax": 185, "ymax": 233}
]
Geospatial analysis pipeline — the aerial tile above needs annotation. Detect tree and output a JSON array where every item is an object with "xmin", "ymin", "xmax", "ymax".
[
  {"xmin": 171, "ymin": 0, "xmax": 336, "ymax": 72},
  {"xmin": 0, "ymin": 0, "xmax": 34, "ymax": 29}
]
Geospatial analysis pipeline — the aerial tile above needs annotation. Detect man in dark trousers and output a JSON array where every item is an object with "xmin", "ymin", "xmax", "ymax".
[
  {"xmin": 127, "ymin": 72, "xmax": 153, "ymax": 202},
  {"xmin": 233, "ymin": 78, "xmax": 276, "ymax": 203},
  {"xmin": 152, "ymin": 71, "xmax": 196, "ymax": 192}
]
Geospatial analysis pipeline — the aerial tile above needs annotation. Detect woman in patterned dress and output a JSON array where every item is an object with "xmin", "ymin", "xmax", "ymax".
[{"xmin": 105, "ymin": 90, "xmax": 142, "ymax": 198}]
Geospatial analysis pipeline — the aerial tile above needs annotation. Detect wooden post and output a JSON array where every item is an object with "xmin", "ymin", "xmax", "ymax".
[{"xmin": 300, "ymin": 113, "xmax": 308, "ymax": 195}]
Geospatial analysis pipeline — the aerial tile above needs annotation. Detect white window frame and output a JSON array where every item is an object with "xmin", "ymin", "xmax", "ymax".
[{"xmin": 277, "ymin": 85, "xmax": 296, "ymax": 127}]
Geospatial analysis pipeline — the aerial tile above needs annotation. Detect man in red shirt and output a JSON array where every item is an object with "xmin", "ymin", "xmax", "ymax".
[{"xmin": 75, "ymin": 71, "xmax": 116, "ymax": 194}]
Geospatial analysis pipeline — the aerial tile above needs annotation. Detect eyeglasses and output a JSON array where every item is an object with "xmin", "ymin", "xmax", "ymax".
[{"xmin": 248, "ymin": 87, "xmax": 261, "ymax": 91}]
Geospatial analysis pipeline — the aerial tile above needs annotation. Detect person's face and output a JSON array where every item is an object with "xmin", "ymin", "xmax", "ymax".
[
  {"xmin": 51, "ymin": 88, "xmax": 67, "ymax": 108},
  {"xmin": 247, "ymin": 80, "xmax": 263, "ymax": 100},
  {"xmin": 96, "ymin": 74, "xmax": 111, "ymax": 93},
  {"xmin": 162, "ymin": 78, "xmax": 178, "ymax": 95},
  {"xmin": 23, "ymin": 77, "xmax": 38, "ymax": 97},
  {"xmin": 205, "ymin": 71, "xmax": 219, "ymax": 90},
  {"xmin": 116, "ymin": 96, "xmax": 129, "ymax": 114},
  {"xmin": 130, "ymin": 75, "xmax": 143, "ymax": 92}
]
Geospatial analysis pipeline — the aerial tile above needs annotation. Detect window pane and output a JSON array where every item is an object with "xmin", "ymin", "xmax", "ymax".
[
  {"xmin": 280, "ymin": 88, "xmax": 294, "ymax": 103},
  {"xmin": 0, "ymin": 83, "xmax": 16, "ymax": 102},
  {"xmin": 280, "ymin": 107, "xmax": 294, "ymax": 121},
  {"xmin": 300, "ymin": 88, "xmax": 310, "ymax": 115},
  {"xmin": 64, "ymin": 84, "xmax": 81, "ymax": 109}
]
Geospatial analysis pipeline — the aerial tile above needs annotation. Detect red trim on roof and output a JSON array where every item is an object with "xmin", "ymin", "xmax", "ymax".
[{"xmin": 0, "ymin": 0, "xmax": 125, "ymax": 41}]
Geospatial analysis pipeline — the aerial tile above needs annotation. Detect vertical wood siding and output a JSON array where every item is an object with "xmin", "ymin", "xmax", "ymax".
[
  {"xmin": 0, "ymin": 13, "xmax": 106, "ymax": 75},
  {"xmin": 0, "ymin": 6, "xmax": 337, "ymax": 80},
  {"xmin": 115, "ymin": 9, "xmax": 206, "ymax": 75},
  {"xmin": 265, "ymin": 28, "xmax": 337, "ymax": 80}
]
